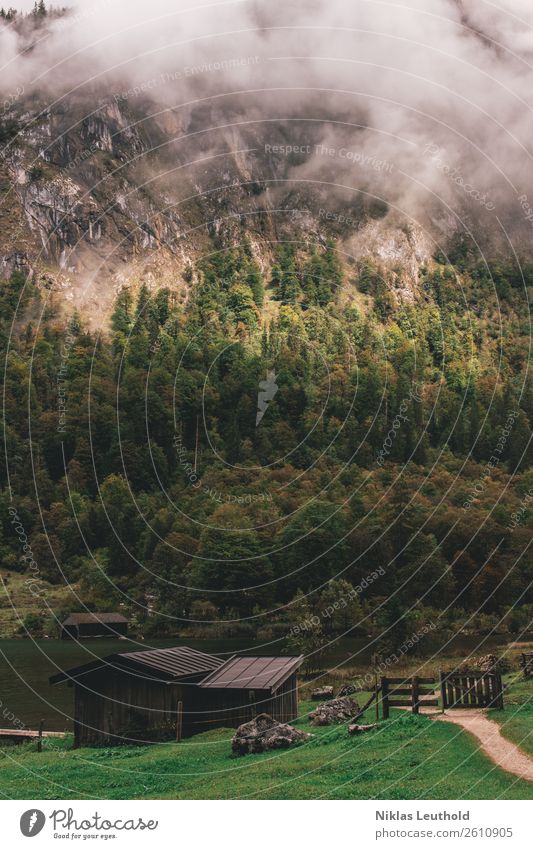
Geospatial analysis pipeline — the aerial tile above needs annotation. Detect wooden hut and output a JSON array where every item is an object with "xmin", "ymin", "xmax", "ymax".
[
  {"xmin": 50, "ymin": 648, "xmax": 304, "ymax": 746},
  {"xmin": 49, "ymin": 646, "xmax": 222, "ymax": 746},
  {"xmin": 195, "ymin": 655, "xmax": 304, "ymax": 732},
  {"xmin": 60, "ymin": 612, "xmax": 128, "ymax": 640}
]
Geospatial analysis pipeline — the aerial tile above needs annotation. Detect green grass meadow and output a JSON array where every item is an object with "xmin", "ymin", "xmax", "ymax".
[
  {"xmin": 1, "ymin": 691, "xmax": 533, "ymax": 800},
  {"xmin": 490, "ymin": 675, "xmax": 533, "ymax": 764}
]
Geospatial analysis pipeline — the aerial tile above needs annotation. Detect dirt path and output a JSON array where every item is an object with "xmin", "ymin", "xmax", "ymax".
[{"xmin": 434, "ymin": 709, "xmax": 533, "ymax": 782}]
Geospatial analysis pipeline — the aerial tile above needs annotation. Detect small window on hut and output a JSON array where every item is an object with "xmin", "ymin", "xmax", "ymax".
[{"xmin": 249, "ymin": 690, "xmax": 257, "ymax": 715}]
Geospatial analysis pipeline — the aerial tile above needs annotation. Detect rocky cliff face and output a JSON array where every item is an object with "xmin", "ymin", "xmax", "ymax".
[{"xmin": 0, "ymin": 94, "xmax": 439, "ymax": 325}]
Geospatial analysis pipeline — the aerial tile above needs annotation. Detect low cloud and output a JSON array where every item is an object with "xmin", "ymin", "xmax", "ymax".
[{"xmin": 1, "ymin": 0, "xmax": 533, "ymax": 247}]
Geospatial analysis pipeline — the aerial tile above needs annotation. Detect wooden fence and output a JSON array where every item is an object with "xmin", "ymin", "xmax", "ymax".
[
  {"xmin": 439, "ymin": 671, "xmax": 504, "ymax": 709},
  {"xmin": 379, "ymin": 671, "xmax": 504, "ymax": 717},
  {"xmin": 380, "ymin": 676, "xmax": 438, "ymax": 719}
]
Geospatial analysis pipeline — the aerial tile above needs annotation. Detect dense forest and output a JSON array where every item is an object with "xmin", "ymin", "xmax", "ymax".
[{"xmin": 1, "ymin": 237, "xmax": 532, "ymax": 652}]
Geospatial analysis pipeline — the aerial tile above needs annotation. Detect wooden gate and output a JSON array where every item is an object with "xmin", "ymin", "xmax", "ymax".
[
  {"xmin": 380, "ymin": 676, "xmax": 438, "ymax": 718},
  {"xmin": 440, "ymin": 671, "xmax": 503, "ymax": 709}
]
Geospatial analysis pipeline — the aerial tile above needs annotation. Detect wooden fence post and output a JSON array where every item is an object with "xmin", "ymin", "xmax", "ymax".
[
  {"xmin": 439, "ymin": 671, "xmax": 447, "ymax": 711},
  {"xmin": 412, "ymin": 676, "xmax": 419, "ymax": 714},
  {"xmin": 381, "ymin": 677, "xmax": 389, "ymax": 720},
  {"xmin": 176, "ymin": 700, "xmax": 183, "ymax": 742},
  {"xmin": 496, "ymin": 673, "xmax": 504, "ymax": 710},
  {"xmin": 37, "ymin": 719, "xmax": 44, "ymax": 753}
]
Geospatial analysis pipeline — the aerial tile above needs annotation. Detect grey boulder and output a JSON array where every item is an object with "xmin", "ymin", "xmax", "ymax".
[
  {"xmin": 309, "ymin": 696, "xmax": 360, "ymax": 726},
  {"xmin": 232, "ymin": 713, "xmax": 312, "ymax": 756}
]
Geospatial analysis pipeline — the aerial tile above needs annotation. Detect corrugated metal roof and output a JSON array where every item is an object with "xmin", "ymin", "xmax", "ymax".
[
  {"xmin": 61, "ymin": 613, "xmax": 128, "ymax": 626},
  {"xmin": 118, "ymin": 646, "xmax": 222, "ymax": 678},
  {"xmin": 50, "ymin": 646, "xmax": 222, "ymax": 685},
  {"xmin": 199, "ymin": 655, "xmax": 304, "ymax": 692}
]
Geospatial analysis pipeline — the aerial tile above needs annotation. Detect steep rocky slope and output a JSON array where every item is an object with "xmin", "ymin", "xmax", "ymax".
[{"xmin": 0, "ymin": 94, "xmax": 442, "ymax": 326}]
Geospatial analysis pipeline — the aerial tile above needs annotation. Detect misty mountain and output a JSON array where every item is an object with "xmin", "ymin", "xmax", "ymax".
[{"xmin": 1, "ymin": 0, "xmax": 533, "ymax": 325}]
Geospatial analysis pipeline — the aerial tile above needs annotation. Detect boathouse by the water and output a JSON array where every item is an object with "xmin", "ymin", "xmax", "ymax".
[
  {"xmin": 49, "ymin": 646, "xmax": 303, "ymax": 747},
  {"xmin": 59, "ymin": 612, "xmax": 128, "ymax": 640}
]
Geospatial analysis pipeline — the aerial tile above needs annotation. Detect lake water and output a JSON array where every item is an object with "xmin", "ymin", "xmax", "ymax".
[{"xmin": 0, "ymin": 632, "xmax": 512, "ymax": 732}]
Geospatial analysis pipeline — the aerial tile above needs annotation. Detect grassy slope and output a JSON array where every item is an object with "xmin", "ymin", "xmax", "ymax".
[
  {"xmin": 0, "ymin": 573, "xmax": 79, "ymax": 638},
  {"xmin": 1, "ymin": 700, "xmax": 532, "ymax": 800},
  {"xmin": 491, "ymin": 675, "xmax": 533, "ymax": 762}
]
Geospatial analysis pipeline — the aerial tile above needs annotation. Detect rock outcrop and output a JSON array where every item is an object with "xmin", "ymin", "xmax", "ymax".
[
  {"xmin": 311, "ymin": 686, "xmax": 334, "ymax": 700},
  {"xmin": 231, "ymin": 713, "xmax": 312, "ymax": 756},
  {"xmin": 348, "ymin": 722, "xmax": 378, "ymax": 735},
  {"xmin": 309, "ymin": 697, "xmax": 361, "ymax": 726},
  {"xmin": 454, "ymin": 654, "xmax": 510, "ymax": 674}
]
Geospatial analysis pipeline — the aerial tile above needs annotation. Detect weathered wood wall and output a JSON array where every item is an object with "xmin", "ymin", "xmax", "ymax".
[
  {"xmin": 73, "ymin": 669, "xmax": 187, "ymax": 746},
  {"xmin": 190, "ymin": 673, "xmax": 299, "ymax": 733},
  {"xmin": 73, "ymin": 671, "xmax": 300, "ymax": 746}
]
